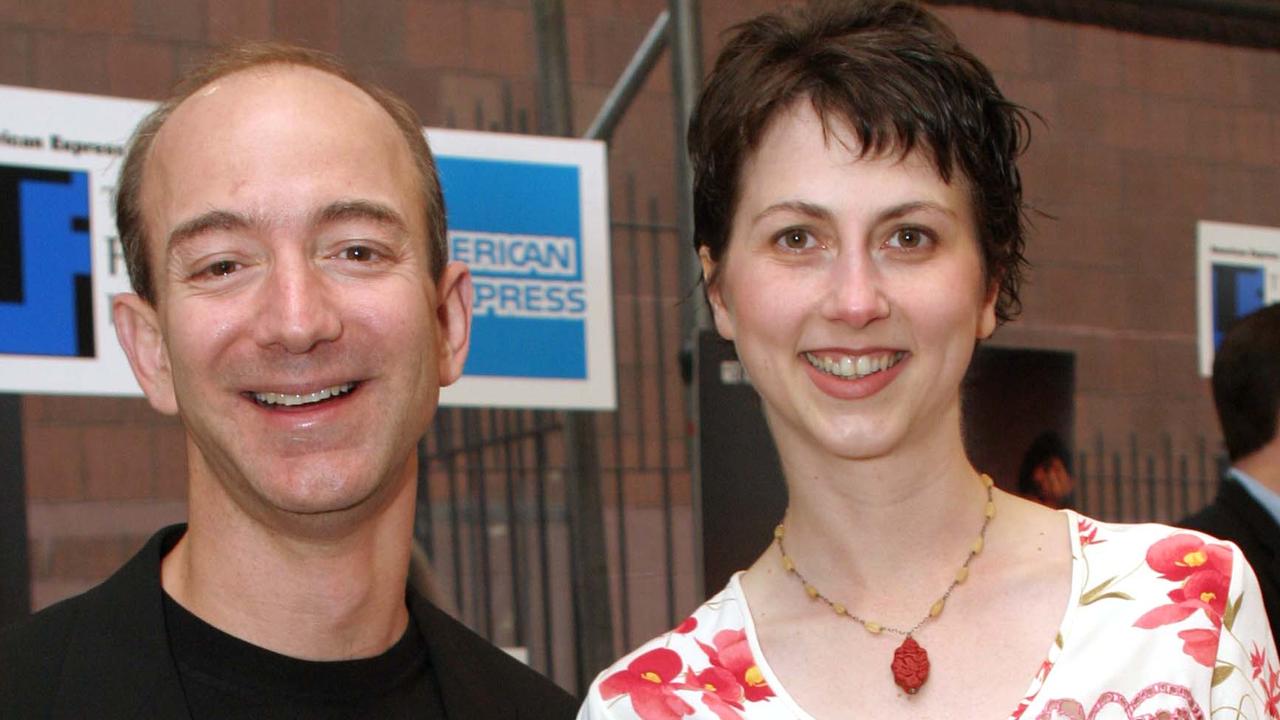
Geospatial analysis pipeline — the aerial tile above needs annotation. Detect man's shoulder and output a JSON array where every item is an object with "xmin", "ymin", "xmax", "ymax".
[
  {"xmin": 0, "ymin": 573, "xmax": 117, "ymax": 713},
  {"xmin": 0, "ymin": 525, "xmax": 179, "ymax": 717},
  {"xmin": 1179, "ymin": 477, "xmax": 1267, "ymax": 541},
  {"xmin": 410, "ymin": 595, "xmax": 578, "ymax": 718}
]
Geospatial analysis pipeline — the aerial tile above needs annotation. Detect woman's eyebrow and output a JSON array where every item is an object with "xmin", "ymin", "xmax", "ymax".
[
  {"xmin": 752, "ymin": 199, "xmax": 834, "ymax": 225},
  {"xmin": 875, "ymin": 200, "xmax": 958, "ymax": 223}
]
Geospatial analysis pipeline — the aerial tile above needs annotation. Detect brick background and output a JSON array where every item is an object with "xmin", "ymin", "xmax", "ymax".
[{"xmin": 1, "ymin": 1, "xmax": 1277, "ymax": 674}]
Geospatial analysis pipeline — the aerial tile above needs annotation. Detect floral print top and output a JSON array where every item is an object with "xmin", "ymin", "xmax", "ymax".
[{"xmin": 578, "ymin": 511, "xmax": 1280, "ymax": 720}]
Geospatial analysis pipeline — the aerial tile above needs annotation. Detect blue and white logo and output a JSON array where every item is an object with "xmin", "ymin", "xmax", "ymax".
[{"xmin": 441, "ymin": 157, "xmax": 588, "ymax": 380}]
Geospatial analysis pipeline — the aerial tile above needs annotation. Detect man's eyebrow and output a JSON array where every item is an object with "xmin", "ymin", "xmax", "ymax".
[
  {"xmin": 314, "ymin": 199, "xmax": 409, "ymax": 231},
  {"xmin": 167, "ymin": 210, "xmax": 251, "ymax": 252}
]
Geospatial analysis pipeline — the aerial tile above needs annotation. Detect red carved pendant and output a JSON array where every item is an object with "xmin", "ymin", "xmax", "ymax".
[{"xmin": 891, "ymin": 636, "xmax": 930, "ymax": 694}]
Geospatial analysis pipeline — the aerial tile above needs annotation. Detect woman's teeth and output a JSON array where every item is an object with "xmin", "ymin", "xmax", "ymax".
[
  {"xmin": 804, "ymin": 351, "xmax": 905, "ymax": 379},
  {"xmin": 254, "ymin": 382, "xmax": 355, "ymax": 407}
]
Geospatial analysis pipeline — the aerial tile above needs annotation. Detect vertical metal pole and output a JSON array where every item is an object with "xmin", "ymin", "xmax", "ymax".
[
  {"xmin": 668, "ymin": 0, "xmax": 705, "ymax": 602},
  {"xmin": 533, "ymin": 0, "xmax": 573, "ymax": 137},
  {"xmin": 669, "ymin": 0, "xmax": 704, "ymax": 335},
  {"xmin": 533, "ymin": 0, "xmax": 614, "ymax": 690},
  {"xmin": 0, "ymin": 394, "xmax": 30, "ymax": 625}
]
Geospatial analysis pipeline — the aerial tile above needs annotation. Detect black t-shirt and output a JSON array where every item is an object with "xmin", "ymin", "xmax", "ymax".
[{"xmin": 163, "ymin": 591, "xmax": 447, "ymax": 719}]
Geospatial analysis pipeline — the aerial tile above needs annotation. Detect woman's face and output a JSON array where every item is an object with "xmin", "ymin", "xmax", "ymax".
[{"xmin": 703, "ymin": 102, "xmax": 997, "ymax": 463}]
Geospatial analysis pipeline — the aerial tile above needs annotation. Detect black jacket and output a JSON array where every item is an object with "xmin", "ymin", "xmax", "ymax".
[
  {"xmin": 0, "ymin": 525, "xmax": 578, "ymax": 719},
  {"xmin": 1181, "ymin": 476, "xmax": 1280, "ymax": 638}
]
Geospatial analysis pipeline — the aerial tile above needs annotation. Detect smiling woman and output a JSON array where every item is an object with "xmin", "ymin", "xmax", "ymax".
[{"xmin": 578, "ymin": 2, "xmax": 1278, "ymax": 719}]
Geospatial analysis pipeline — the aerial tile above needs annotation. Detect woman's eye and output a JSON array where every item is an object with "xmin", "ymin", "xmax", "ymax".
[
  {"xmin": 887, "ymin": 227, "xmax": 931, "ymax": 250},
  {"xmin": 775, "ymin": 228, "xmax": 817, "ymax": 251}
]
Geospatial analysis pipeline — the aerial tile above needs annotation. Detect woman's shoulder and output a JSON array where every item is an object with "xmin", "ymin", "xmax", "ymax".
[
  {"xmin": 578, "ymin": 574, "xmax": 784, "ymax": 719},
  {"xmin": 1068, "ymin": 511, "xmax": 1246, "ymax": 560}
]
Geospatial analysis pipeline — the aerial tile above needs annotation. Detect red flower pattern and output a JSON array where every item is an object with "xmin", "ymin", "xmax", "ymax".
[
  {"xmin": 674, "ymin": 616, "xmax": 698, "ymax": 635},
  {"xmin": 1176, "ymin": 628, "xmax": 1220, "ymax": 668},
  {"xmin": 1133, "ymin": 534, "xmax": 1236, "ymax": 667},
  {"xmin": 1078, "ymin": 518, "xmax": 1104, "ymax": 547},
  {"xmin": 696, "ymin": 629, "xmax": 775, "ymax": 702},
  {"xmin": 600, "ymin": 648, "xmax": 694, "ymax": 720},
  {"xmin": 685, "ymin": 666, "xmax": 745, "ymax": 720},
  {"xmin": 1145, "ymin": 534, "xmax": 1232, "ymax": 583}
]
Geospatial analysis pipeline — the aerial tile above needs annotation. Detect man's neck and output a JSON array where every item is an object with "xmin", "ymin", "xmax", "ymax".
[
  {"xmin": 161, "ymin": 470, "xmax": 416, "ymax": 661},
  {"xmin": 1235, "ymin": 437, "xmax": 1280, "ymax": 496}
]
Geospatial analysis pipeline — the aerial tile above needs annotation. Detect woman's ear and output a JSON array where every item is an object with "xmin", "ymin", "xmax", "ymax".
[
  {"xmin": 977, "ymin": 277, "xmax": 999, "ymax": 340},
  {"xmin": 699, "ymin": 247, "xmax": 736, "ymax": 340},
  {"xmin": 113, "ymin": 293, "xmax": 179, "ymax": 415}
]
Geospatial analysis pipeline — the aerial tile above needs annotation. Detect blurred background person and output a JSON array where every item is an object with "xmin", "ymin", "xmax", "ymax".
[
  {"xmin": 1018, "ymin": 431, "xmax": 1075, "ymax": 509},
  {"xmin": 1181, "ymin": 302, "xmax": 1280, "ymax": 637}
]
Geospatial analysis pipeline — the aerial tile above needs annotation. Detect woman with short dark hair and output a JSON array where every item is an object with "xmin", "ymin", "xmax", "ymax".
[{"xmin": 580, "ymin": 2, "xmax": 1276, "ymax": 718}]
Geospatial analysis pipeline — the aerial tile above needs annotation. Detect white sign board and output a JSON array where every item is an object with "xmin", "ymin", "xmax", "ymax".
[
  {"xmin": 0, "ymin": 85, "xmax": 615, "ymax": 409},
  {"xmin": 1196, "ymin": 220, "xmax": 1280, "ymax": 377}
]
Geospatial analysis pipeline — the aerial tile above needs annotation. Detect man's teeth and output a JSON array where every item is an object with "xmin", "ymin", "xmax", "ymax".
[
  {"xmin": 254, "ymin": 383, "xmax": 355, "ymax": 407},
  {"xmin": 804, "ymin": 351, "xmax": 905, "ymax": 379}
]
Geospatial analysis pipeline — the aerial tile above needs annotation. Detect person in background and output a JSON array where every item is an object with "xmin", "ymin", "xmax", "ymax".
[
  {"xmin": 1181, "ymin": 302, "xmax": 1280, "ymax": 638},
  {"xmin": 1018, "ymin": 431, "xmax": 1075, "ymax": 509},
  {"xmin": 0, "ymin": 42, "xmax": 576, "ymax": 719},
  {"xmin": 580, "ymin": 2, "xmax": 1276, "ymax": 718}
]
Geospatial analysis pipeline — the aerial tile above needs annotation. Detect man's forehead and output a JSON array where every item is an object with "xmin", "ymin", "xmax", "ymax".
[{"xmin": 160, "ymin": 65, "xmax": 383, "ymax": 140}]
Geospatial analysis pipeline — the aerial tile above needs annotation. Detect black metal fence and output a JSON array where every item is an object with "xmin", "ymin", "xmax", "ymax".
[
  {"xmin": 413, "ymin": 173, "xmax": 697, "ymax": 695},
  {"xmin": 1073, "ymin": 433, "xmax": 1228, "ymax": 525}
]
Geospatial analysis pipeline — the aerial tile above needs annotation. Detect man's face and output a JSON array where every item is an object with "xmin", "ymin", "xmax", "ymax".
[{"xmin": 113, "ymin": 66, "xmax": 471, "ymax": 529}]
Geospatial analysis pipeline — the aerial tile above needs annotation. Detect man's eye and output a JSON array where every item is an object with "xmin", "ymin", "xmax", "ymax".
[
  {"xmin": 341, "ymin": 245, "xmax": 377, "ymax": 262},
  {"xmin": 887, "ymin": 227, "xmax": 932, "ymax": 250},
  {"xmin": 775, "ymin": 228, "xmax": 817, "ymax": 251},
  {"xmin": 205, "ymin": 260, "xmax": 239, "ymax": 277}
]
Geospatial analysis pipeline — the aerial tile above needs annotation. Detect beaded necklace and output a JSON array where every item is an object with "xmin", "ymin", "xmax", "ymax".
[{"xmin": 773, "ymin": 473, "xmax": 996, "ymax": 695}]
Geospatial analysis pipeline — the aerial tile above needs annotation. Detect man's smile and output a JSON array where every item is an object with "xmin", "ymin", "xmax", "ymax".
[{"xmin": 249, "ymin": 381, "xmax": 359, "ymax": 408}]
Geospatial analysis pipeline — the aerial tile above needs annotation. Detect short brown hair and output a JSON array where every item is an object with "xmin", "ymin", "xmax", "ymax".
[
  {"xmin": 115, "ymin": 42, "xmax": 447, "ymax": 304},
  {"xmin": 689, "ymin": 0, "xmax": 1030, "ymax": 323}
]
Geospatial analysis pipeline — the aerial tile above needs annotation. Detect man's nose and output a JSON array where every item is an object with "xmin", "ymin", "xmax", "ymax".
[
  {"xmin": 253, "ymin": 260, "xmax": 342, "ymax": 353},
  {"xmin": 821, "ymin": 251, "xmax": 890, "ymax": 328}
]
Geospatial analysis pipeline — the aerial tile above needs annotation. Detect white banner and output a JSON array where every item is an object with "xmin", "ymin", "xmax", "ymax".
[{"xmin": 1196, "ymin": 220, "xmax": 1280, "ymax": 377}]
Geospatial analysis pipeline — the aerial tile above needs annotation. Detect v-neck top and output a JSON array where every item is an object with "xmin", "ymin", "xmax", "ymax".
[{"xmin": 578, "ymin": 511, "xmax": 1279, "ymax": 720}]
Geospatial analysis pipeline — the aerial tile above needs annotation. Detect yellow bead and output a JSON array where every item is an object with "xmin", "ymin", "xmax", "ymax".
[
  {"xmin": 774, "ymin": 525, "xmax": 785, "ymax": 539},
  {"xmin": 972, "ymin": 536, "xmax": 984, "ymax": 554},
  {"xmin": 985, "ymin": 501, "xmax": 996, "ymax": 518},
  {"xmin": 956, "ymin": 566, "xmax": 969, "ymax": 583},
  {"xmin": 804, "ymin": 584, "xmax": 819, "ymax": 599},
  {"xmin": 782, "ymin": 556, "xmax": 795, "ymax": 572},
  {"xmin": 864, "ymin": 621, "xmax": 882, "ymax": 634},
  {"xmin": 930, "ymin": 598, "xmax": 945, "ymax": 617},
  {"xmin": 832, "ymin": 603, "xmax": 846, "ymax": 616},
  {"xmin": 982, "ymin": 474, "xmax": 994, "ymax": 488}
]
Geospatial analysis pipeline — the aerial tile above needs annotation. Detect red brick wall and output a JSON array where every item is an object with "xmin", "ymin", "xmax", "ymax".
[{"xmin": 2, "ymin": 2, "xmax": 1277, "ymax": 620}]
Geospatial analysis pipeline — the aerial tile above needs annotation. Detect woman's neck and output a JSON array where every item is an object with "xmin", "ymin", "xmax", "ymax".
[{"xmin": 765, "ymin": 418, "xmax": 993, "ymax": 608}]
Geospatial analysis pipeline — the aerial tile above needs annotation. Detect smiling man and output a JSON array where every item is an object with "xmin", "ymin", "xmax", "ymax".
[{"xmin": 0, "ymin": 43, "xmax": 577, "ymax": 719}]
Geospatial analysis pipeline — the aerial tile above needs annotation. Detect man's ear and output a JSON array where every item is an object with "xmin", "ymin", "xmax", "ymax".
[
  {"xmin": 699, "ymin": 246, "xmax": 735, "ymax": 340},
  {"xmin": 434, "ymin": 261, "xmax": 473, "ymax": 387},
  {"xmin": 113, "ymin": 293, "xmax": 178, "ymax": 415}
]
